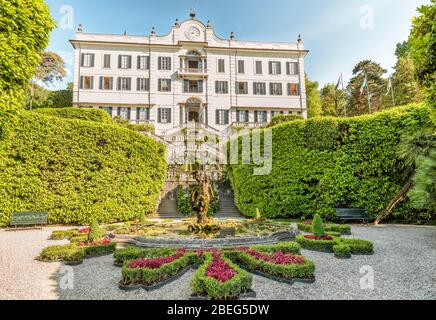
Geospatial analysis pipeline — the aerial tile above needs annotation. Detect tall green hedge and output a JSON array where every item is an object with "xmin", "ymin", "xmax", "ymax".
[
  {"xmin": 228, "ymin": 104, "xmax": 434, "ymax": 221},
  {"xmin": 0, "ymin": 111, "xmax": 167, "ymax": 226},
  {"xmin": 33, "ymin": 108, "xmax": 113, "ymax": 124}
]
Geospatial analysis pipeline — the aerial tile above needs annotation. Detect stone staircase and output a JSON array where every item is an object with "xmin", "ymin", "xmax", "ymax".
[{"xmin": 216, "ymin": 194, "xmax": 243, "ymax": 219}]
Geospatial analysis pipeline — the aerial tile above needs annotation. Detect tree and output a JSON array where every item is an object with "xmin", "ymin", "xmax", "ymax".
[
  {"xmin": 50, "ymin": 88, "xmax": 73, "ymax": 108},
  {"xmin": 320, "ymin": 84, "xmax": 348, "ymax": 117},
  {"xmin": 0, "ymin": 0, "xmax": 55, "ymax": 112},
  {"xmin": 87, "ymin": 218, "xmax": 105, "ymax": 243},
  {"xmin": 392, "ymin": 56, "xmax": 423, "ymax": 106},
  {"xmin": 408, "ymin": 0, "xmax": 436, "ymax": 103},
  {"xmin": 346, "ymin": 60, "xmax": 387, "ymax": 116},
  {"xmin": 305, "ymin": 74, "xmax": 322, "ymax": 118},
  {"xmin": 375, "ymin": 129, "xmax": 435, "ymax": 224},
  {"xmin": 34, "ymin": 51, "xmax": 67, "ymax": 86},
  {"xmin": 395, "ymin": 41, "xmax": 410, "ymax": 59},
  {"xmin": 191, "ymin": 170, "xmax": 216, "ymax": 225}
]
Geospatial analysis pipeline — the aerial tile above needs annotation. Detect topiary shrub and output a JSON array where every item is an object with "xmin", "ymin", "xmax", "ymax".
[
  {"xmin": 87, "ymin": 219, "xmax": 105, "ymax": 243},
  {"xmin": 312, "ymin": 214, "xmax": 325, "ymax": 237},
  {"xmin": 0, "ymin": 111, "xmax": 167, "ymax": 226},
  {"xmin": 33, "ymin": 107, "xmax": 113, "ymax": 124},
  {"xmin": 228, "ymin": 104, "xmax": 433, "ymax": 222}
]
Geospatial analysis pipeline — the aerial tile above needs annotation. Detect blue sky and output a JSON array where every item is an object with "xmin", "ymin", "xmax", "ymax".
[{"xmin": 44, "ymin": 0, "xmax": 430, "ymax": 90}]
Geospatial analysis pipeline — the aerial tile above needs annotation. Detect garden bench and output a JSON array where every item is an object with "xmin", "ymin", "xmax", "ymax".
[
  {"xmin": 9, "ymin": 211, "xmax": 48, "ymax": 229},
  {"xmin": 335, "ymin": 208, "xmax": 371, "ymax": 223}
]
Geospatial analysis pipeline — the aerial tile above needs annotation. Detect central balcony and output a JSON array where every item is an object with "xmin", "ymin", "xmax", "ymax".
[{"xmin": 177, "ymin": 68, "xmax": 208, "ymax": 79}]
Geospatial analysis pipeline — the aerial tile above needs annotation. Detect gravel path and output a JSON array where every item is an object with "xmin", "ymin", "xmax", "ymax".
[
  {"xmin": 0, "ymin": 227, "xmax": 70, "ymax": 300},
  {"xmin": 57, "ymin": 224, "xmax": 436, "ymax": 300}
]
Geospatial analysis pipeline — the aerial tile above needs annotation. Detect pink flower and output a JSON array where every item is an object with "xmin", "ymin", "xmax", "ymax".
[
  {"xmin": 304, "ymin": 234, "xmax": 333, "ymax": 241},
  {"xmin": 205, "ymin": 254, "xmax": 237, "ymax": 282},
  {"xmin": 236, "ymin": 248, "xmax": 306, "ymax": 265},
  {"xmin": 78, "ymin": 228, "xmax": 90, "ymax": 234},
  {"xmin": 128, "ymin": 249, "xmax": 187, "ymax": 269},
  {"xmin": 77, "ymin": 239, "xmax": 112, "ymax": 247}
]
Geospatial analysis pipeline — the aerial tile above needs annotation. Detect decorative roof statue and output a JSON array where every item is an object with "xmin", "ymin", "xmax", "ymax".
[
  {"xmin": 207, "ymin": 20, "xmax": 212, "ymax": 28},
  {"xmin": 150, "ymin": 26, "xmax": 156, "ymax": 36},
  {"xmin": 190, "ymin": 8, "xmax": 196, "ymax": 19},
  {"xmin": 297, "ymin": 34, "xmax": 303, "ymax": 44},
  {"xmin": 77, "ymin": 24, "xmax": 83, "ymax": 33},
  {"xmin": 230, "ymin": 31, "xmax": 236, "ymax": 40},
  {"xmin": 175, "ymin": 18, "xmax": 180, "ymax": 27},
  {"xmin": 123, "ymin": 30, "xmax": 128, "ymax": 36}
]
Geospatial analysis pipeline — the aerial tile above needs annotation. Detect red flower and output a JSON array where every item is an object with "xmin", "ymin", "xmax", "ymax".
[
  {"xmin": 78, "ymin": 228, "xmax": 90, "ymax": 234},
  {"xmin": 77, "ymin": 239, "xmax": 112, "ymax": 247},
  {"xmin": 205, "ymin": 254, "xmax": 237, "ymax": 282},
  {"xmin": 304, "ymin": 234, "xmax": 333, "ymax": 241},
  {"xmin": 128, "ymin": 249, "xmax": 187, "ymax": 269},
  {"xmin": 234, "ymin": 248, "xmax": 305, "ymax": 265}
]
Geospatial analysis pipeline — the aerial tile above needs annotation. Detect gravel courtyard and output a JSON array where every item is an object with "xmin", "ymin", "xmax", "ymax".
[{"xmin": 1, "ymin": 224, "xmax": 435, "ymax": 300}]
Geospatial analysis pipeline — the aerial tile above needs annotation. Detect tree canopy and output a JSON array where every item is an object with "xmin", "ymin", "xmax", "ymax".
[
  {"xmin": 305, "ymin": 74, "xmax": 322, "ymax": 118},
  {"xmin": 35, "ymin": 52, "xmax": 67, "ymax": 86}
]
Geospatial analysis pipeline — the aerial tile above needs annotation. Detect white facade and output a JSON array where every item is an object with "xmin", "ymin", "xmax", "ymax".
[{"xmin": 70, "ymin": 12, "xmax": 309, "ymax": 136}]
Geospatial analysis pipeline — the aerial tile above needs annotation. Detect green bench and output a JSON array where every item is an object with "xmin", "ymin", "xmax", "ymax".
[
  {"xmin": 335, "ymin": 208, "xmax": 371, "ymax": 223},
  {"xmin": 10, "ymin": 212, "xmax": 48, "ymax": 229}
]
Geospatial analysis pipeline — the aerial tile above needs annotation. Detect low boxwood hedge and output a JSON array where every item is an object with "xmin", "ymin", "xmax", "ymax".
[
  {"xmin": 121, "ymin": 252, "xmax": 197, "ymax": 286},
  {"xmin": 224, "ymin": 250, "xmax": 315, "ymax": 281},
  {"xmin": 113, "ymin": 247, "xmax": 176, "ymax": 266},
  {"xmin": 333, "ymin": 244, "xmax": 352, "ymax": 259},
  {"xmin": 84, "ymin": 242, "xmax": 117, "ymax": 257},
  {"xmin": 50, "ymin": 229, "xmax": 80, "ymax": 240},
  {"xmin": 191, "ymin": 253, "xmax": 252, "ymax": 300},
  {"xmin": 38, "ymin": 244, "xmax": 84, "ymax": 262},
  {"xmin": 297, "ymin": 222, "xmax": 351, "ymax": 235},
  {"xmin": 335, "ymin": 238, "xmax": 374, "ymax": 255},
  {"xmin": 250, "ymin": 242, "xmax": 301, "ymax": 255},
  {"xmin": 295, "ymin": 234, "xmax": 336, "ymax": 252}
]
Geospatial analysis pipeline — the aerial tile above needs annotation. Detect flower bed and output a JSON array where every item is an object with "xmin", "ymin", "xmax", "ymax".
[
  {"xmin": 113, "ymin": 247, "xmax": 176, "ymax": 266},
  {"xmin": 224, "ymin": 248, "xmax": 315, "ymax": 282},
  {"xmin": 191, "ymin": 253, "xmax": 252, "ymax": 300},
  {"xmin": 295, "ymin": 234, "xmax": 336, "ymax": 252},
  {"xmin": 297, "ymin": 222, "xmax": 351, "ymax": 235},
  {"xmin": 120, "ymin": 250, "xmax": 197, "ymax": 289}
]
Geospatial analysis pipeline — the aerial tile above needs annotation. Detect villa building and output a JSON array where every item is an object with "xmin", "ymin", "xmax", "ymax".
[{"xmin": 70, "ymin": 10, "xmax": 309, "ymax": 136}]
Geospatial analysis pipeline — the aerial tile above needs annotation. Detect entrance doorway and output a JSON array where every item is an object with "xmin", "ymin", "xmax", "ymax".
[{"xmin": 188, "ymin": 111, "xmax": 200, "ymax": 122}]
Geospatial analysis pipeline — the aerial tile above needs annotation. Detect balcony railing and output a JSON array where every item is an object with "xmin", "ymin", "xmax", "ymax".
[
  {"xmin": 230, "ymin": 122, "xmax": 268, "ymax": 129},
  {"xmin": 178, "ymin": 68, "xmax": 208, "ymax": 78}
]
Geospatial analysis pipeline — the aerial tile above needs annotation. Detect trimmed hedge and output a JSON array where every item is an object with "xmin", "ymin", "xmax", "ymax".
[
  {"xmin": 267, "ymin": 114, "xmax": 304, "ymax": 127},
  {"xmin": 297, "ymin": 222, "xmax": 351, "ymax": 235},
  {"xmin": 295, "ymin": 235, "xmax": 336, "ymax": 252},
  {"xmin": 191, "ymin": 253, "xmax": 252, "ymax": 300},
  {"xmin": 250, "ymin": 242, "xmax": 301, "ymax": 255},
  {"xmin": 33, "ymin": 108, "xmax": 113, "ymax": 124},
  {"xmin": 335, "ymin": 238, "xmax": 374, "ymax": 255},
  {"xmin": 228, "ymin": 104, "xmax": 433, "ymax": 221},
  {"xmin": 333, "ymin": 244, "xmax": 352, "ymax": 258},
  {"xmin": 121, "ymin": 252, "xmax": 197, "ymax": 286},
  {"xmin": 50, "ymin": 229, "xmax": 80, "ymax": 240},
  {"xmin": 38, "ymin": 242, "xmax": 116, "ymax": 263},
  {"xmin": 224, "ymin": 250, "xmax": 315, "ymax": 281},
  {"xmin": 83, "ymin": 242, "xmax": 117, "ymax": 257},
  {"xmin": 0, "ymin": 111, "xmax": 166, "ymax": 226},
  {"xmin": 113, "ymin": 247, "xmax": 176, "ymax": 266}
]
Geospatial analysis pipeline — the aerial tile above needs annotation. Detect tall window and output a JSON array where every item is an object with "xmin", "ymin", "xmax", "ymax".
[
  {"xmin": 158, "ymin": 108, "xmax": 172, "ymax": 123},
  {"xmin": 286, "ymin": 62, "xmax": 299, "ymax": 75},
  {"xmin": 269, "ymin": 61, "xmax": 282, "ymax": 75},
  {"xmin": 271, "ymin": 111, "xmax": 284, "ymax": 117},
  {"xmin": 158, "ymin": 79, "xmax": 172, "ymax": 92},
  {"xmin": 137, "ymin": 78, "xmax": 150, "ymax": 91},
  {"xmin": 118, "ymin": 107, "xmax": 130, "ymax": 120},
  {"xmin": 255, "ymin": 111, "xmax": 268, "ymax": 123},
  {"xmin": 137, "ymin": 56, "xmax": 150, "ymax": 70},
  {"xmin": 270, "ymin": 83, "xmax": 283, "ymax": 95},
  {"xmin": 255, "ymin": 61, "xmax": 263, "ymax": 74},
  {"xmin": 237, "ymin": 60, "xmax": 245, "ymax": 74},
  {"xmin": 101, "ymin": 107, "xmax": 113, "ymax": 116},
  {"xmin": 253, "ymin": 82, "xmax": 266, "ymax": 95},
  {"xmin": 81, "ymin": 53, "xmax": 95, "ymax": 67},
  {"xmin": 80, "ymin": 76, "xmax": 94, "ymax": 89},
  {"xmin": 103, "ymin": 54, "xmax": 111, "ymax": 68},
  {"xmin": 216, "ymin": 109, "xmax": 229, "ymax": 125},
  {"xmin": 217, "ymin": 59, "xmax": 225, "ymax": 73},
  {"xmin": 117, "ymin": 77, "xmax": 132, "ymax": 91},
  {"xmin": 158, "ymin": 57, "xmax": 172, "ymax": 70},
  {"xmin": 287, "ymin": 83, "xmax": 300, "ymax": 96},
  {"xmin": 215, "ymin": 81, "xmax": 229, "ymax": 94},
  {"xmin": 183, "ymin": 80, "xmax": 203, "ymax": 93},
  {"xmin": 99, "ymin": 77, "xmax": 113, "ymax": 90},
  {"xmin": 237, "ymin": 110, "xmax": 249, "ymax": 123},
  {"xmin": 118, "ymin": 55, "xmax": 132, "ymax": 69},
  {"xmin": 137, "ymin": 108, "xmax": 150, "ymax": 121},
  {"xmin": 236, "ymin": 82, "xmax": 248, "ymax": 94}
]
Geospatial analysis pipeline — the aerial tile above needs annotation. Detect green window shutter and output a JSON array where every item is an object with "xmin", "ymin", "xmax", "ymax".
[
  {"xmin": 168, "ymin": 109, "xmax": 172, "ymax": 123},
  {"xmin": 99, "ymin": 77, "xmax": 103, "ymax": 90},
  {"xmin": 158, "ymin": 108, "xmax": 162, "ymax": 123}
]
